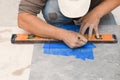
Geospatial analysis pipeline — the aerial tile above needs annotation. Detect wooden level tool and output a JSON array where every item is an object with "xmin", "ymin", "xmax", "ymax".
[{"xmin": 11, "ymin": 34, "xmax": 118, "ymax": 44}]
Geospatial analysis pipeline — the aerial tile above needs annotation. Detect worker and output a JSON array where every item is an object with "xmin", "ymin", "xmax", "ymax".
[{"xmin": 18, "ymin": 0, "xmax": 120, "ymax": 48}]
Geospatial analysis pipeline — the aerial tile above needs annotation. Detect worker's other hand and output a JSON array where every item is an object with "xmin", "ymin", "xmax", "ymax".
[
  {"xmin": 61, "ymin": 30, "xmax": 87, "ymax": 48},
  {"xmin": 78, "ymin": 12, "xmax": 101, "ymax": 40}
]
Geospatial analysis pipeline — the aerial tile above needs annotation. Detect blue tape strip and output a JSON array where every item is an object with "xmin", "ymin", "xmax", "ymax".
[
  {"xmin": 43, "ymin": 25, "xmax": 96, "ymax": 60},
  {"xmin": 75, "ymin": 48, "xmax": 94, "ymax": 60},
  {"xmin": 43, "ymin": 43, "xmax": 95, "ymax": 60},
  {"xmin": 43, "ymin": 42, "xmax": 96, "ymax": 49}
]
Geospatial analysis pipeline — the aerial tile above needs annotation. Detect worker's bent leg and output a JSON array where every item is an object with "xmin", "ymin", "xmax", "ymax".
[
  {"xmin": 42, "ymin": 0, "xmax": 73, "ymax": 26},
  {"xmin": 99, "ymin": 13, "xmax": 117, "ymax": 25}
]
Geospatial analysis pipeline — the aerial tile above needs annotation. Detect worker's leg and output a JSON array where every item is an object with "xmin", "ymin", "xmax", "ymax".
[
  {"xmin": 42, "ymin": 0, "xmax": 73, "ymax": 26},
  {"xmin": 99, "ymin": 13, "xmax": 117, "ymax": 25}
]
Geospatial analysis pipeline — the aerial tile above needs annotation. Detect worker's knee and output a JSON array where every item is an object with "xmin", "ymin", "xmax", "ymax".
[
  {"xmin": 42, "ymin": 0, "xmax": 72, "ymax": 26},
  {"xmin": 42, "ymin": 11, "xmax": 59, "ymax": 24}
]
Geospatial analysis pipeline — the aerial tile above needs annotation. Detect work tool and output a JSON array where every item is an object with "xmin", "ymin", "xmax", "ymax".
[{"xmin": 11, "ymin": 34, "xmax": 117, "ymax": 44}]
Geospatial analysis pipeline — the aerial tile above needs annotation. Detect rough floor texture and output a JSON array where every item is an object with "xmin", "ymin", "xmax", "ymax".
[{"xmin": 29, "ymin": 25, "xmax": 120, "ymax": 80}]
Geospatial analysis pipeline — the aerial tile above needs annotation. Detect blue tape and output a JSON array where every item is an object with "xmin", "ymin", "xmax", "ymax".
[
  {"xmin": 75, "ymin": 48, "xmax": 94, "ymax": 60},
  {"xmin": 43, "ymin": 43, "xmax": 95, "ymax": 60},
  {"xmin": 43, "ymin": 25, "xmax": 96, "ymax": 60},
  {"xmin": 43, "ymin": 42, "xmax": 96, "ymax": 49}
]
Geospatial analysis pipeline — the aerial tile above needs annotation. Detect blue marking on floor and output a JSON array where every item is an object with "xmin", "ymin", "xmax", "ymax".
[{"xmin": 43, "ymin": 25, "xmax": 96, "ymax": 60}]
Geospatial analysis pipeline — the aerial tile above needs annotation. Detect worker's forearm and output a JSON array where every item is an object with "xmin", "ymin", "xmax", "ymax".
[
  {"xmin": 90, "ymin": 0, "xmax": 120, "ymax": 19},
  {"xmin": 18, "ymin": 13, "xmax": 66, "ymax": 40}
]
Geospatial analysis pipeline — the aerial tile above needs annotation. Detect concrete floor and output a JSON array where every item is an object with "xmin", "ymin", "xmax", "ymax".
[{"xmin": 29, "ymin": 25, "xmax": 120, "ymax": 80}]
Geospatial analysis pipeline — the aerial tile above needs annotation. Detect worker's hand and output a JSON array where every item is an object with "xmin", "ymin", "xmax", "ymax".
[
  {"xmin": 78, "ymin": 12, "xmax": 101, "ymax": 40},
  {"xmin": 61, "ymin": 30, "xmax": 87, "ymax": 48}
]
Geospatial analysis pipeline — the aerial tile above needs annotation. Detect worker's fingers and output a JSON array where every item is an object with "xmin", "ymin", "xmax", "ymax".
[
  {"xmin": 77, "ymin": 34, "xmax": 87, "ymax": 43},
  {"xmin": 79, "ymin": 38, "xmax": 87, "ymax": 46},
  {"xmin": 88, "ymin": 24, "xmax": 94, "ymax": 40},
  {"xmin": 74, "ymin": 34, "xmax": 87, "ymax": 48},
  {"xmin": 80, "ymin": 23, "xmax": 89, "ymax": 35},
  {"xmin": 94, "ymin": 25, "xmax": 99, "ymax": 38},
  {"xmin": 79, "ymin": 22, "xmax": 84, "ymax": 33},
  {"xmin": 74, "ymin": 39, "xmax": 87, "ymax": 48},
  {"xmin": 75, "ymin": 41, "xmax": 86, "ymax": 48}
]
